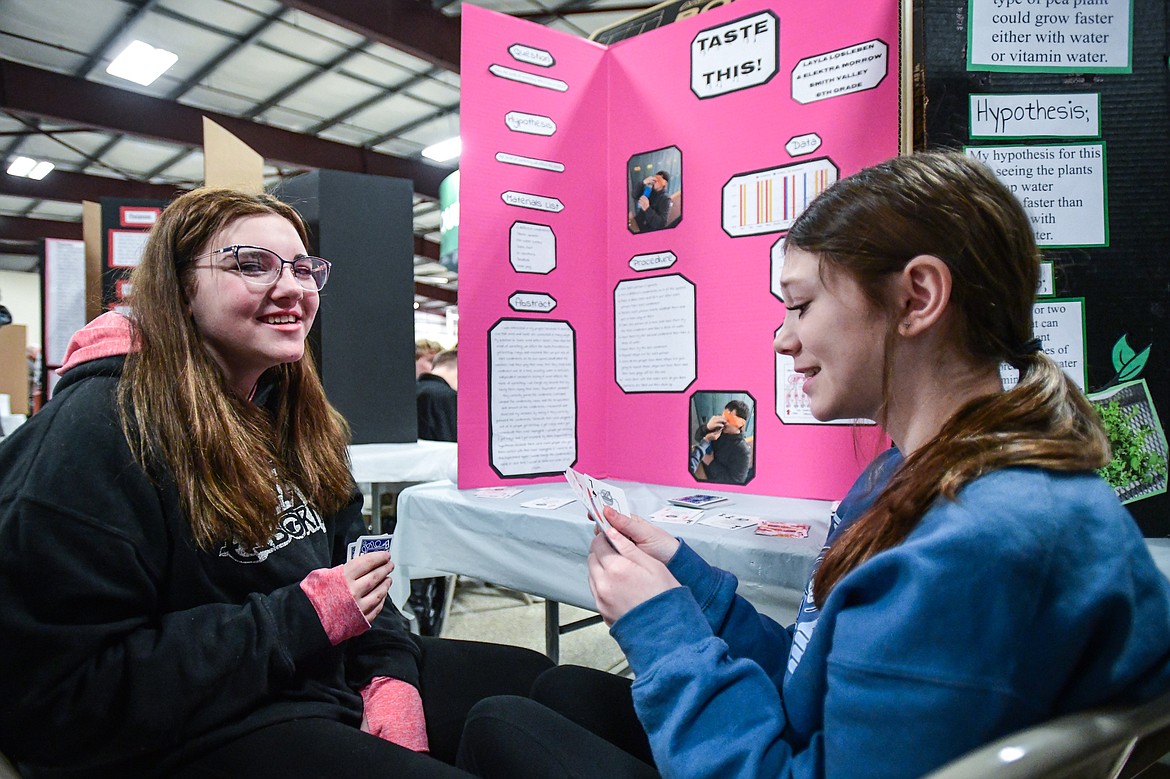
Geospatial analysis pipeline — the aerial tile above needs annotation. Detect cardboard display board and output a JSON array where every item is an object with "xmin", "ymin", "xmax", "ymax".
[
  {"xmin": 457, "ymin": 0, "xmax": 908, "ymax": 499},
  {"xmin": 203, "ymin": 117, "xmax": 264, "ymax": 194},
  {"xmin": 0, "ymin": 325, "xmax": 29, "ymax": 416}
]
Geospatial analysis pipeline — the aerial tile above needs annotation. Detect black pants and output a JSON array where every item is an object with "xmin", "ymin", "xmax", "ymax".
[
  {"xmin": 173, "ymin": 636, "xmax": 554, "ymax": 778},
  {"xmin": 456, "ymin": 665, "xmax": 660, "ymax": 778}
]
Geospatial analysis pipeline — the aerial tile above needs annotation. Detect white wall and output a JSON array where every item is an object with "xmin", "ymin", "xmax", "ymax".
[{"xmin": 0, "ymin": 270, "xmax": 42, "ymax": 349}]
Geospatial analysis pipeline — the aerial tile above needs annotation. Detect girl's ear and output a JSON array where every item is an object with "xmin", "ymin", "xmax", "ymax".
[{"xmin": 896, "ymin": 255, "xmax": 951, "ymax": 336}]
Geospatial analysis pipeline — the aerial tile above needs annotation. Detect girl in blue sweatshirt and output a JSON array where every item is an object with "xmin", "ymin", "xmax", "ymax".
[{"xmin": 456, "ymin": 151, "xmax": 1170, "ymax": 778}]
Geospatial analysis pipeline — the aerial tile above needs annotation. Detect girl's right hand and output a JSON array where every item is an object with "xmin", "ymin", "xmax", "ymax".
[
  {"xmin": 588, "ymin": 522, "xmax": 681, "ymax": 626},
  {"xmin": 343, "ymin": 551, "xmax": 394, "ymax": 623},
  {"xmin": 602, "ymin": 506, "xmax": 680, "ymax": 565}
]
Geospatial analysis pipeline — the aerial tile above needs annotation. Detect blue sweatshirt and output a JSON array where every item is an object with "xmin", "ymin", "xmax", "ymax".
[{"xmin": 611, "ymin": 450, "xmax": 1170, "ymax": 778}]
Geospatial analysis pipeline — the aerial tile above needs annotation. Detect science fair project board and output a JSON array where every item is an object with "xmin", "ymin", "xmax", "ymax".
[{"xmin": 457, "ymin": 0, "xmax": 909, "ymax": 499}]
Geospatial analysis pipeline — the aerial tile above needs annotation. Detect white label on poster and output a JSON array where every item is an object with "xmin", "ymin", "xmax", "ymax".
[
  {"xmin": 508, "ymin": 292, "xmax": 557, "ymax": 312},
  {"xmin": 785, "ymin": 132, "xmax": 822, "ymax": 156},
  {"xmin": 502, "ymin": 191, "xmax": 564, "ymax": 212},
  {"xmin": 690, "ymin": 11, "xmax": 779, "ymax": 99},
  {"xmin": 505, "ymin": 111, "xmax": 557, "ymax": 136},
  {"xmin": 509, "ymin": 222, "xmax": 556, "ymax": 274},
  {"xmin": 629, "ymin": 251, "xmax": 677, "ymax": 272},
  {"xmin": 496, "ymin": 152, "xmax": 565, "ymax": 172},
  {"xmin": 120, "ymin": 208, "xmax": 158, "ymax": 226},
  {"xmin": 43, "ymin": 238, "xmax": 86, "ymax": 366},
  {"xmin": 722, "ymin": 159, "xmax": 838, "ymax": 237},
  {"xmin": 614, "ymin": 275, "xmax": 696, "ymax": 392},
  {"xmin": 508, "ymin": 44, "xmax": 554, "ymax": 68},
  {"xmin": 791, "ymin": 39, "xmax": 888, "ymax": 105},
  {"xmin": 969, "ymin": 0, "xmax": 1131, "ymax": 72},
  {"xmin": 109, "ymin": 230, "xmax": 150, "ymax": 267},
  {"xmin": 489, "ymin": 64, "xmax": 568, "ymax": 92},
  {"xmin": 776, "ymin": 351, "xmax": 870, "ymax": 425},
  {"xmin": 970, "ymin": 93, "xmax": 1100, "ymax": 138},
  {"xmin": 489, "ymin": 320, "xmax": 577, "ymax": 476},
  {"xmin": 966, "ymin": 144, "xmax": 1106, "ymax": 247},
  {"xmin": 770, "ymin": 236, "xmax": 786, "ymax": 301},
  {"xmin": 1000, "ymin": 299, "xmax": 1086, "ymax": 390},
  {"xmin": 1038, "ymin": 261, "xmax": 1054, "ymax": 297}
]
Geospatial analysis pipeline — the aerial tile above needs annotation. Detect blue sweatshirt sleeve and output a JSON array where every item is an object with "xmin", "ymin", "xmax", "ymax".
[
  {"xmin": 612, "ymin": 588, "xmax": 822, "ymax": 779},
  {"xmin": 668, "ymin": 541, "xmax": 794, "ymax": 677}
]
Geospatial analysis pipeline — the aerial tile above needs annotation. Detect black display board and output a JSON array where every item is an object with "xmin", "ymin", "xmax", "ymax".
[
  {"xmin": 99, "ymin": 198, "xmax": 168, "ymax": 310},
  {"xmin": 279, "ymin": 170, "xmax": 418, "ymax": 444},
  {"xmin": 920, "ymin": 0, "xmax": 1170, "ymax": 535}
]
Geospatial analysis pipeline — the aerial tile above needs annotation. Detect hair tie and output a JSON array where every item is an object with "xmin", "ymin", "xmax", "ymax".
[{"xmin": 1007, "ymin": 338, "xmax": 1044, "ymax": 371}]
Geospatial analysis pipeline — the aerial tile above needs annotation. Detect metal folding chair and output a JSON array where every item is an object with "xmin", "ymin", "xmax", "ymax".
[{"xmin": 924, "ymin": 688, "xmax": 1170, "ymax": 779}]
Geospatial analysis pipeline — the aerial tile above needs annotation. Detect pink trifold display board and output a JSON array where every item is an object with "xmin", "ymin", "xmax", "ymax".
[{"xmin": 458, "ymin": 0, "xmax": 901, "ymax": 499}]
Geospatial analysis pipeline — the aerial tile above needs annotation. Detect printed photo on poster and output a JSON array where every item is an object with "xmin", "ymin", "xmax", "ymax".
[
  {"xmin": 628, "ymin": 145, "xmax": 683, "ymax": 233},
  {"xmin": 688, "ymin": 390, "xmax": 756, "ymax": 485}
]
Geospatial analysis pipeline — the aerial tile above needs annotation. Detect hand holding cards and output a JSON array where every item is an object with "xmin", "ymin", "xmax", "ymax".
[{"xmin": 564, "ymin": 467, "xmax": 629, "ymax": 533}]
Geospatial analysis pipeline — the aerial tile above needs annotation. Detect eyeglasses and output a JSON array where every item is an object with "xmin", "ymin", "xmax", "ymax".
[{"xmin": 198, "ymin": 245, "xmax": 331, "ymax": 291}]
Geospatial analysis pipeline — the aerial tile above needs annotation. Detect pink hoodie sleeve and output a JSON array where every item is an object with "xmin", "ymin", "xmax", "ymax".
[
  {"xmin": 299, "ymin": 565, "xmax": 370, "ymax": 645},
  {"xmin": 360, "ymin": 677, "xmax": 430, "ymax": 751}
]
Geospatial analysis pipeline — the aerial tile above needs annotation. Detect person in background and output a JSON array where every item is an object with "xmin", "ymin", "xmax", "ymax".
[
  {"xmin": 416, "ymin": 338, "xmax": 443, "ymax": 378},
  {"xmin": 412, "ymin": 346, "xmax": 459, "ymax": 636},
  {"xmin": 26, "ymin": 345, "xmax": 43, "ymax": 413},
  {"xmin": 417, "ymin": 347, "xmax": 458, "ymax": 442},
  {"xmin": 0, "ymin": 188, "xmax": 552, "ymax": 778},
  {"xmin": 454, "ymin": 152, "xmax": 1170, "ymax": 778},
  {"xmin": 692, "ymin": 399, "xmax": 752, "ymax": 484}
]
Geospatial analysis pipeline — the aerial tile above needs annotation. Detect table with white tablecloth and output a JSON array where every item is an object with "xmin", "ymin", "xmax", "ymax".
[
  {"xmin": 389, "ymin": 480, "xmax": 1170, "ymax": 659},
  {"xmin": 346, "ymin": 441, "xmax": 457, "ymax": 533},
  {"xmin": 389, "ymin": 480, "xmax": 835, "ymax": 658}
]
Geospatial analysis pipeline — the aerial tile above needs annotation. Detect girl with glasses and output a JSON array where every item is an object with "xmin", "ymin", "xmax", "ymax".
[{"xmin": 0, "ymin": 188, "xmax": 551, "ymax": 778}]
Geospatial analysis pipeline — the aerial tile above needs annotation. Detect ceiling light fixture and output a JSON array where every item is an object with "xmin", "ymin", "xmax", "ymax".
[
  {"xmin": 106, "ymin": 40, "xmax": 179, "ymax": 86},
  {"xmin": 421, "ymin": 136, "xmax": 462, "ymax": 163},
  {"xmin": 7, "ymin": 156, "xmax": 54, "ymax": 180},
  {"xmin": 28, "ymin": 161, "xmax": 55, "ymax": 180}
]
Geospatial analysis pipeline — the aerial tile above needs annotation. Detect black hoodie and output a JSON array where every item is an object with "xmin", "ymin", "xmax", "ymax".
[{"xmin": 0, "ymin": 351, "xmax": 418, "ymax": 777}]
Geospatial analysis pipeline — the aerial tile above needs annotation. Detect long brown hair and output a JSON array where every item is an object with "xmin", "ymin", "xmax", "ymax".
[
  {"xmin": 119, "ymin": 188, "xmax": 353, "ymax": 550},
  {"xmin": 785, "ymin": 152, "xmax": 1110, "ymax": 605}
]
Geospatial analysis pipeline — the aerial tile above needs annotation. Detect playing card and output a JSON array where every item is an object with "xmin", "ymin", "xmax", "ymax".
[
  {"xmin": 356, "ymin": 533, "xmax": 393, "ymax": 555},
  {"xmin": 754, "ymin": 521, "xmax": 811, "ymax": 538},
  {"xmin": 668, "ymin": 493, "xmax": 729, "ymax": 508},
  {"xmin": 649, "ymin": 506, "xmax": 704, "ymax": 524},
  {"xmin": 520, "ymin": 496, "xmax": 575, "ymax": 510},
  {"xmin": 583, "ymin": 474, "xmax": 629, "ymax": 517},
  {"xmin": 564, "ymin": 468, "xmax": 619, "ymax": 531},
  {"xmin": 475, "ymin": 487, "xmax": 523, "ymax": 499},
  {"xmin": 699, "ymin": 512, "xmax": 760, "ymax": 530}
]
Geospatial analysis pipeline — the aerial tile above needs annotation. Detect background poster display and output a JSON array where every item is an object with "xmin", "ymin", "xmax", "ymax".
[
  {"xmin": 458, "ymin": 0, "xmax": 906, "ymax": 500},
  {"xmin": 923, "ymin": 0, "xmax": 1169, "ymax": 533}
]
